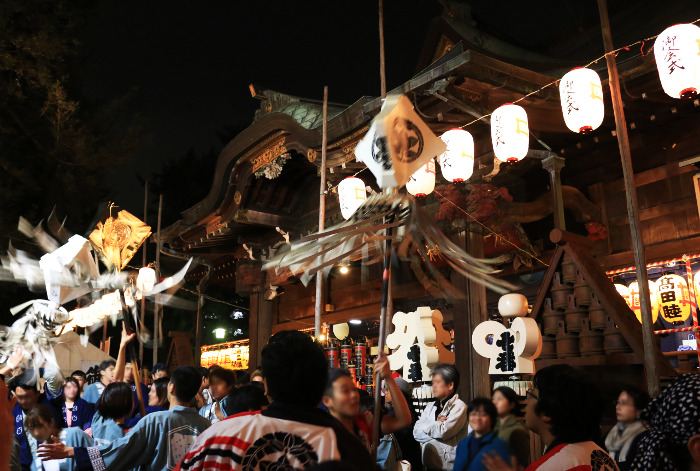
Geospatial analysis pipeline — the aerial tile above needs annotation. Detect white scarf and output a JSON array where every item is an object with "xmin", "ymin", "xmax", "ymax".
[{"xmin": 605, "ymin": 420, "xmax": 645, "ymax": 462}]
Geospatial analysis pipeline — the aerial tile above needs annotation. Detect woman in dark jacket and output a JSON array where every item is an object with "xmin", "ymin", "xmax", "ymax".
[
  {"xmin": 51, "ymin": 377, "xmax": 94, "ymax": 432},
  {"xmin": 492, "ymin": 386, "xmax": 530, "ymax": 469}
]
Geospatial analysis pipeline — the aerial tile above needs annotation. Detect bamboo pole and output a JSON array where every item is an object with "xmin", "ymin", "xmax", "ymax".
[
  {"xmin": 314, "ymin": 86, "xmax": 329, "ymax": 339},
  {"xmin": 153, "ymin": 194, "xmax": 163, "ymax": 366},
  {"xmin": 597, "ymin": 0, "xmax": 660, "ymax": 396},
  {"xmin": 379, "ymin": 0, "xmax": 386, "ymax": 99},
  {"xmin": 140, "ymin": 182, "xmax": 148, "ymax": 364},
  {"xmin": 372, "ymin": 0, "xmax": 391, "ymax": 458}
]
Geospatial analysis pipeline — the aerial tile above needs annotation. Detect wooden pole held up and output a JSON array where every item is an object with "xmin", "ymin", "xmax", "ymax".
[
  {"xmin": 153, "ymin": 194, "xmax": 163, "ymax": 367},
  {"xmin": 314, "ymin": 86, "xmax": 329, "ymax": 339},
  {"xmin": 597, "ymin": 0, "xmax": 660, "ymax": 396},
  {"xmin": 139, "ymin": 181, "xmax": 147, "ymax": 364}
]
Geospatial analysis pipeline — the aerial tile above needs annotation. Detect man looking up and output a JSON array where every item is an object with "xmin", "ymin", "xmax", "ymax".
[
  {"xmin": 322, "ymin": 357, "xmax": 412, "ymax": 451},
  {"xmin": 413, "ymin": 364, "xmax": 469, "ymax": 471}
]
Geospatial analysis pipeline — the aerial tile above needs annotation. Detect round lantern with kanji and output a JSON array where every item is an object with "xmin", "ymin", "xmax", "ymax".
[
  {"xmin": 628, "ymin": 280, "xmax": 659, "ymax": 324},
  {"xmin": 654, "ymin": 23, "xmax": 700, "ymax": 99},
  {"xmin": 559, "ymin": 67, "xmax": 605, "ymax": 134},
  {"xmin": 491, "ymin": 104, "xmax": 529, "ymax": 163},
  {"xmin": 655, "ymin": 274, "xmax": 692, "ymax": 324},
  {"xmin": 406, "ymin": 158, "xmax": 436, "ymax": 197},
  {"xmin": 438, "ymin": 129, "xmax": 474, "ymax": 182},
  {"xmin": 338, "ymin": 177, "xmax": 367, "ymax": 220}
]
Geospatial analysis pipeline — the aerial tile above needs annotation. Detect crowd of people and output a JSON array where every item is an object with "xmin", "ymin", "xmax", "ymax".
[{"xmin": 0, "ymin": 328, "xmax": 698, "ymax": 471}]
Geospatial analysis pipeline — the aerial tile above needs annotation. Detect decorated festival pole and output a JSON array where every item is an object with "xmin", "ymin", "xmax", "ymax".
[
  {"xmin": 597, "ymin": 0, "xmax": 660, "ymax": 396},
  {"xmin": 153, "ymin": 194, "xmax": 163, "ymax": 366},
  {"xmin": 314, "ymin": 86, "xmax": 329, "ymax": 339},
  {"xmin": 372, "ymin": 0, "xmax": 389, "ymax": 459}
]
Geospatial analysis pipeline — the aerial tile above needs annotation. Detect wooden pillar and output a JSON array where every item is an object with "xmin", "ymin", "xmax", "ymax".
[
  {"xmin": 542, "ymin": 154, "xmax": 566, "ymax": 231},
  {"xmin": 451, "ymin": 228, "xmax": 490, "ymax": 400},
  {"xmin": 248, "ymin": 291, "xmax": 273, "ymax": 371},
  {"xmin": 467, "ymin": 224, "xmax": 490, "ymax": 398},
  {"xmin": 597, "ymin": 0, "xmax": 660, "ymax": 396}
]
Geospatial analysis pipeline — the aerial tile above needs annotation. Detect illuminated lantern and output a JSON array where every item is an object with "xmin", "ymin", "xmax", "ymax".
[
  {"xmin": 491, "ymin": 104, "xmax": 529, "ymax": 163},
  {"xmin": 438, "ymin": 129, "xmax": 474, "ymax": 182},
  {"xmin": 628, "ymin": 281, "xmax": 659, "ymax": 324},
  {"xmin": 655, "ymin": 274, "xmax": 692, "ymax": 324},
  {"xmin": 654, "ymin": 24, "xmax": 700, "ymax": 99},
  {"xmin": 338, "ymin": 177, "xmax": 367, "ymax": 220},
  {"xmin": 137, "ymin": 267, "xmax": 156, "ymax": 293},
  {"xmin": 615, "ymin": 284, "xmax": 631, "ymax": 308},
  {"xmin": 559, "ymin": 68, "xmax": 605, "ymax": 134},
  {"xmin": 406, "ymin": 159, "xmax": 435, "ymax": 197}
]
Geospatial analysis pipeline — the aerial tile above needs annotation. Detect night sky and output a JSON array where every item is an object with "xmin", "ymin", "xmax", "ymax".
[
  {"xmin": 79, "ymin": 0, "xmax": 700, "ymax": 215},
  {"xmin": 81, "ymin": 0, "xmax": 442, "ymax": 212}
]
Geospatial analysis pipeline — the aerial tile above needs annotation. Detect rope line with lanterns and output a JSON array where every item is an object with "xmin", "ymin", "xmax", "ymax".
[
  {"xmin": 458, "ymin": 17, "xmax": 700, "ymax": 130},
  {"xmin": 432, "ymin": 189, "xmax": 551, "ymax": 268}
]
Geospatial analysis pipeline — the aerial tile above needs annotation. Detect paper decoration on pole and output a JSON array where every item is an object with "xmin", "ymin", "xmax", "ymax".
[
  {"xmin": 406, "ymin": 159, "xmax": 435, "ymax": 197},
  {"xmin": 654, "ymin": 23, "xmax": 700, "ymax": 99},
  {"xmin": 386, "ymin": 306, "xmax": 454, "ymax": 382},
  {"xmin": 559, "ymin": 67, "xmax": 605, "ymax": 134},
  {"xmin": 655, "ymin": 274, "xmax": 692, "ymax": 324},
  {"xmin": 89, "ymin": 207, "xmax": 151, "ymax": 270},
  {"xmin": 338, "ymin": 177, "xmax": 367, "ymax": 220},
  {"xmin": 472, "ymin": 294, "xmax": 541, "ymax": 374},
  {"xmin": 438, "ymin": 129, "xmax": 474, "ymax": 183},
  {"xmin": 491, "ymin": 104, "xmax": 529, "ymax": 163},
  {"xmin": 628, "ymin": 280, "xmax": 659, "ymax": 324},
  {"xmin": 39, "ymin": 235, "xmax": 99, "ymax": 305},
  {"xmin": 355, "ymin": 94, "xmax": 446, "ymax": 189}
]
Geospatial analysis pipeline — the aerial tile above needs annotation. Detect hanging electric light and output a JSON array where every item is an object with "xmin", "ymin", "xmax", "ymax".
[
  {"xmin": 491, "ymin": 104, "xmax": 529, "ymax": 163},
  {"xmin": 438, "ymin": 129, "xmax": 474, "ymax": 182},
  {"xmin": 654, "ymin": 23, "xmax": 700, "ymax": 99},
  {"xmin": 338, "ymin": 177, "xmax": 367, "ymax": 220},
  {"xmin": 406, "ymin": 159, "xmax": 436, "ymax": 197},
  {"xmin": 559, "ymin": 68, "xmax": 605, "ymax": 134}
]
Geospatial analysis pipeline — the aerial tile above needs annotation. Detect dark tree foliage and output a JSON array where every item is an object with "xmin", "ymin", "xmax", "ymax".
[{"xmin": 0, "ymin": 0, "xmax": 145, "ymax": 242}]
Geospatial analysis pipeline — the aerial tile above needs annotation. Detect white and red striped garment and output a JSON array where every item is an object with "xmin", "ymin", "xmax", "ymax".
[
  {"xmin": 526, "ymin": 442, "xmax": 620, "ymax": 471},
  {"xmin": 176, "ymin": 411, "xmax": 341, "ymax": 471}
]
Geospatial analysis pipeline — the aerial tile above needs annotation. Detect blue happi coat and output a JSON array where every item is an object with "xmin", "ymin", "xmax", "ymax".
[
  {"xmin": 52, "ymin": 398, "xmax": 94, "ymax": 431},
  {"xmin": 74, "ymin": 406, "xmax": 211, "ymax": 471},
  {"xmin": 31, "ymin": 427, "xmax": 94, "ymax": 471}
]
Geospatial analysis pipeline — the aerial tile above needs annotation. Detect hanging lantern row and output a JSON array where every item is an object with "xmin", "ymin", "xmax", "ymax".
[
  {"xmin": 617, "ymin": 273, "xmax": 693, "ymax": 325},
  {"xmin": 336, "ymin": 23, "xmax": 700, "ymax": 219},
  {"xmin": 60, "ymin": 290, "xmax": 123, "ymax": 332}
]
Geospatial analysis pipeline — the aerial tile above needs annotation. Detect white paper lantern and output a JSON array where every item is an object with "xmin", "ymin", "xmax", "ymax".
[
  {"xmin": 654, "ymin": 23, "xmax": 700, "ymax": 99},
  {"xmin": 491, "ymin": 104, "xmax": 529, "ymax": 163},
  {"xmin": 438, "ymin": 129, "xmax": 474, "ymax": 182},
  {"xmin": 615, "ymin": 284, "xmax": 630, "ymax": 307},
  {"xmin": 559, "ymin": 68, "xmax": 605, "ymax": 134},
  {"xmin": 338, "ymin": 177, "xmax": 367, "ymax": 220},
  {"xmin": 406, "ymin": 159, "xmax": 435, "ymax": 197},
  {"xmin": 137, "ymin": 266, "xmax": 156, "ymax": 293}
]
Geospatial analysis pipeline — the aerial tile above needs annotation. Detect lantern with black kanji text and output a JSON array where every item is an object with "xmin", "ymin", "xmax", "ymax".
[
  {"xmin": 438, "ymin": 129, "xmax": 474, "ymax": 182},
  {"xmin": 654, "ymin": 23, "xmax": 700, "ymax": 99},
  {"xmin": 655, "ymin": 274, "xmax": 692, "ymax": 325},
  {"xmin": 491, "ymin": 104, "xmax": 529, "ymax": 163},
  {"xmin": 559, "ymin": 68, "xmax": 605, "ymax": 134}
]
